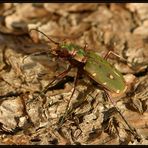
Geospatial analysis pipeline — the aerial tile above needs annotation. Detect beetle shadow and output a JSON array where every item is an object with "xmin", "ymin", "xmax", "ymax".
[{"xmin": 58, "ymin": 79, "xmax": 105, "ymax": 127}]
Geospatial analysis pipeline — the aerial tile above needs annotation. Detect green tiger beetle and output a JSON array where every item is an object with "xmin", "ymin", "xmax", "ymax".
[{"xmin": 28, "ymin": 29, "xmax": 141, "ymax": 141}]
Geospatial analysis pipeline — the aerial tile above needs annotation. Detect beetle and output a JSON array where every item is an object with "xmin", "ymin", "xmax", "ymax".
[
  {"xmin": 28, "ymin": 29, "xmax": 141, "ymax": 140},
  {"xmin": 29, "ymin": 29, "xmax": 127, "ymax": 97}
]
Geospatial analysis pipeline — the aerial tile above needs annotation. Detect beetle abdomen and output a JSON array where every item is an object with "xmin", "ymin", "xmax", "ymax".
[{"xmin": 84, "ymin": 51, "xmax": 126, "ymax": 94}]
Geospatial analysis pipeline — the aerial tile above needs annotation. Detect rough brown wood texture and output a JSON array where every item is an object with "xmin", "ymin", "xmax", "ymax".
[{"xmin": 0, "ymin": 3, "xmax": 147, "ymax": 145}]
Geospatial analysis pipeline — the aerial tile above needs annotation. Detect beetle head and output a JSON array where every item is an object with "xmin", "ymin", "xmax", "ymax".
[{"xmin": 55, "ymin": 47, "xmax": 73, "ymax": 59}]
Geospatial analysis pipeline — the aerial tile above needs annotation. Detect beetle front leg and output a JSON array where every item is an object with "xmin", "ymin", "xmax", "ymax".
[
  {"xmin": 58, "ymin": 68, "xmax": 80, "ymax": 128},
  {"xmin": 28, "ymin": 65, "xmax": 72, "ymax": 104},
  {"xmin": 22, "ymin": 51, "xmax": 51, "ymax": 64},
  {"xmin": 42, "ymin": 65, "xmax": 72, "ymax": 94}
]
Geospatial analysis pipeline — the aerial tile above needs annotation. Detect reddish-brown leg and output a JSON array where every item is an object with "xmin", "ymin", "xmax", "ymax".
[
  {"xmin": 83, "ymin": 42, "xmax": 88, "ymax": 52},
  {"xmin": 104, "ymin": 50, "xmax": 127, "ymax": 62},
  {"xmin": 104, "ymin": 91, "xmax": 141, "ymax": 141},
  {"xmin": 104, "ymin": 90, "xmax": 116, "ymax": 106},
  {"xmin": 104, "ymin": 50, "xmax": 117, "ymax": 60},
  {"xmin": 42, "ymin": 65, "xmax": 72, "ymax": 94},
  {"xmin": 22, "ymin": 51, "xmax": 50, "ymax": 64},
  {"xmin": 29, "ymin": 65, "xmax": 72, "ymax": 104},
  {"xmin": 58, "ymin": 68, "xmax": 80, "ymax": 127}
]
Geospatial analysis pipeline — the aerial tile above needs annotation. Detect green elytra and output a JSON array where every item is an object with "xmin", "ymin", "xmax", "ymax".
[
  {"xmin": 84, "ymin": 51, "xmax": 126, "ymax": 94},
  {"xmin": 60, "ymin": 43, "xmax": 126, "ymax": 94}
]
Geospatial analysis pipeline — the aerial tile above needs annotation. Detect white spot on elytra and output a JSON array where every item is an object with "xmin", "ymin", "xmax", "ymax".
[
  {"xmin": 93, "ymin": 73, "xmax": 96, "ymax": 76},
  {"xmin": 116, "ymin": 90, "xmax": 120, "ymax": 93},
  {"xmin": 103, "ymin": 82, "xmax": 107, "ymax": 85},
  {"xmin": 109, "ymin": 74, "xmax": 114, "ymax": 79}
]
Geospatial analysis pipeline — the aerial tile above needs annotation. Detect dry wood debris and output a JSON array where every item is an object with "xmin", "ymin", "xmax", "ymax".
[{"xmin": 0, "ymin": 3, "xmax": 148, "ymax": 145}]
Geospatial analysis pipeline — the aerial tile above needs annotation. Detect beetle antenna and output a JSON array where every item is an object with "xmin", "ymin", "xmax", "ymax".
[{"xmin": 29, "ymin": 28, "xmax": 59, "ymax": 45}]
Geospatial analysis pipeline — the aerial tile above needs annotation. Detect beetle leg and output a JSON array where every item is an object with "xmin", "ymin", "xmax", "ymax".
[
  {"xmin": 104, "ymin": 91, "xmax": 142, "ymax": 141},
  {"xmin": 104, "ymin": 91, "xmax": 116, "ymax": 106},
  {"xmin": 83, "ymin": 42, "xmax": 88, "ymax": 52},
  {"xmin": 104, "ymin": 50, "xmax": 127, "ymax": 62},
  {"xmin": 42, "ymin": 65, "xmax": 72, "ymax": 94},
  {"xmin": 28, "ymin": 65, "xmax": 72, "ymax": 104},
  {"xmin": 58, "ymin": 68, "xmax": 80, "ymax": 127},
  {"xmin": 22, "ymin": 51, "xmax": 51, "ymax": 64}
]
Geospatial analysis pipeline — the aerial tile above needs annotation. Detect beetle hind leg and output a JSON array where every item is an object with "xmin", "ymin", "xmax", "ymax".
[
  {"xmin": 103, "ymin": 91, "xmax": 116, "ymax": 106},
  {"xmin": 103, "ymin": 91, "xmax": 142, "ymax": 142}
]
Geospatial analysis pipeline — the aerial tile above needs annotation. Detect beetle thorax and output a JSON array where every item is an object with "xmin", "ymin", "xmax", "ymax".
[
  {"xmin": 57, "ymin": 43, "xmax": 87, "ymax": 63},
  {"xmin": 72, "ymin": 51, "xmax": 87, "ymax": 63}
]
